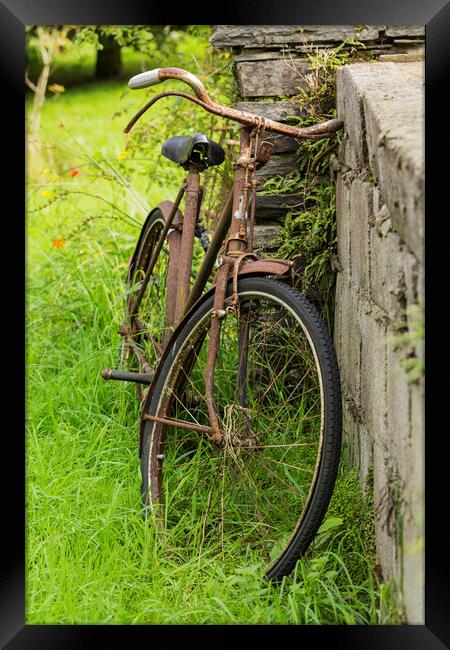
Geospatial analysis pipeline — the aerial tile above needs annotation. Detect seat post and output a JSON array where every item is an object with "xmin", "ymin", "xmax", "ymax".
[{"xmin": 174, "ymin": 163, "xmax": 203, "ymax": 324}]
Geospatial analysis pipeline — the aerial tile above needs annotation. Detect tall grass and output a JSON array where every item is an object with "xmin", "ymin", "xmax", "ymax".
[{"xmin": 26, "ymin": 53, "xmax": 402, "ymax": 624}]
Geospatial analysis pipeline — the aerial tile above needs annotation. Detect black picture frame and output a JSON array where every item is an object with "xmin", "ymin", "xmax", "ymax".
[{"xmin": 4, "ymin": 0, "xmax": 449, "ymax": 646}]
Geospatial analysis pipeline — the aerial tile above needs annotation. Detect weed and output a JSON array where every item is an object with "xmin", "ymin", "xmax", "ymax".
[{"xmin": 264, "ymin": 41, "xmax": 372, "ymax": 331}]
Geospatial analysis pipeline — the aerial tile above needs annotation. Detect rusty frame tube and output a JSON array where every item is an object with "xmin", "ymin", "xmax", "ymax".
[
  {"xmin": 184, "ymin": 188, "xmax": 233, "ymax": 314},
  {"xmin": 227, "ymin": 126, "xmax": 252, "ymax": 255},
  {"xmin": 102, "ymin": 368, "xmax": 154, "ymax": 384},
  {"xmin": 203, "ymin": 258, "xmax": 232, "ymax": 445},
  {"xmin": 173, "ymin": 163, "xmax": 202, "ymax": 325},
  {"xmin": 165, "ymin": 218, "xmax": 182, "ymax": 340},
  {"xmin": 143, "ymin": 413, "xmax": 212, "ymax": 435},
  {"xmin": 247, "ymin": 177, "xmax": 258, "ymax": 253},
  {"xmin": 125, "ymin": 88, "xmax": 343, "ymax": 140}
]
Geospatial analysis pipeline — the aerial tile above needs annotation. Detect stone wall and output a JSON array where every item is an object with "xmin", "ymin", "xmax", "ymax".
[
  {"xmin": 334, "ymin": 62, "xmax": 424, "ymax": 623},
  {"xmin": 210, "ymin": 25, "xmax": 424, "ymax": 252},
  {"xmin": 210, "ymin": 26, "xmax": 425, "ymax": 622}
]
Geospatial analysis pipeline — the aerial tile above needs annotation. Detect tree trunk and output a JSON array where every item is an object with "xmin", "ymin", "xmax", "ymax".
[{"xmin": 95, "ymin": 34, "xmax": 121, "ymax": 79}]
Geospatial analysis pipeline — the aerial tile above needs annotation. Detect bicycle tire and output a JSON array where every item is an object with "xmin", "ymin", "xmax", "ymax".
[{"xmin": 140, "ymin": 276, "xmax": 342, "ymax": 579}]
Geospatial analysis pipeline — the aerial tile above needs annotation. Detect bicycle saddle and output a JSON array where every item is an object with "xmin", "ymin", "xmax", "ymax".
[{"xmin": 161, "ymin": 132, "xmax": 225, "ymax": 169}]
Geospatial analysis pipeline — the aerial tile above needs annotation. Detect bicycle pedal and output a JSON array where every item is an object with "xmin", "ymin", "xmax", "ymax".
[{"xmin": 101, "ymin": 368, "xmax": 154, "ymax": 385}]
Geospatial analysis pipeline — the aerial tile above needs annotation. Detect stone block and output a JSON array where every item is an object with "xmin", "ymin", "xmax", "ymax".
[
  {"xmin": 336, "ymin": 67, "xmax": 369, "ymax": 168},
  {"xmin": 335, "ymin": 173, "xmax": 351, "ymax": 277},
  {"xmin": 384, "ymin": 26, "xmax": 425, "ymax": 38},
  {"xmin": 358, "ymin": 424, "xmax": 374, "ymax": 493},
  {"xmin": 255, "ymin": 192, "xmax": 302, "ymax": 221},
  {"xmin": 339, "ymin": 135, "xmax": 363, "ymax": 172},
  {"xmin": 340, "ymin": 408, "xmax": 358, "ymax": 469},
  {"xmin": 401, "ymin": 378, "xmax": 424, "ymax": 622},
  {"xmin": 333, "ymin": 271, "xmax": 344, "ymax": 361},
  {"xmin": 349, "ymin": 177, "xmax": 373, "ymax": 294},
  {"xmin": 403, "ymin": 248, "xmax": 421, "ymax": 308},
  {"xmin": 369, "ymin": 226, "xmax": 406, "ymax": 321},
  {"xmin": 385, "ymin": 336, "xmax": 411, "ymax": 473},
  {"xmin": 261, "ymin": 131, "xmax": 300, "ymax": 154},
  {"xmin": 255, "ymin": 152, "xmax": 299, "ymax": 181},
  {"xmin": 210, "ymin": 25, "xmax": 383, "ymax": 49},
  {"xmin": 373, "ymin": 437, "xmax": 400, "ymax": 583},
  {"xmin": 337, "ymin": 281, "xmax": 362, "ymax": 417},
  {"xmin": 359, "ymin": 308, "xmax": 387, "ymax": 441},
  {"xmin": 235, "ymin": 58, "xmax": 311, "ymax": 97},
  {"xmin": 385, "ymin": 349, "xmax": 424, "ymax": 622},
  {"xmin": 343, "ymin": 62, "xmax": 424, "ymax": 262},
  {"xmin": 251, "ymin": 224, "xmax": 281, "ymax": 251}
]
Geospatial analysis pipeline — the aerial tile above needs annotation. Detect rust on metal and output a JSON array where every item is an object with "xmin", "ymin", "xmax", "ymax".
[
  {"xmin": 239, "ymin": 258, "xmax": 293, "ymax": 276},
  {"xmin": 255, "ymin": 140, "xmax": 274, "ymax": 168},
  {"xmin": 203, "ymin": 258, "xmax": 232, "ymax": 445},
  {"xmin": 129, "ymin": 186, "xmax": 186, "ymax": 318},
  {"xmin": 227, "ymin": 126, "xmax": 252, "ymax": 254},
  {"xmin": 102, "ymin": 368, "xmax": 154, "ymax": 384},
  {"xmin": 116, "ymin": 66, "xmax": 344, "ymax": 451},
  {"xmin": 173, "ymin": 163, "xmax": 203, "ymax": 325},
  {"xmin": 247, "ymin": 177, "xmax": 258, "ymax": 252},
  {"xmin": 184, "ymin": 188, "xmax": 233, "ymax": 314},
  {"xmin": 143, "ymin": 413, "xmax": 213, "ymax": 435},
  {"xmin": 124, "ymin": 67, "xmax": 344, "ymax": 140},
  {"xmin": 162, "ymin": 203, "xmax": 183, "ymax": 336},
  {"xmin": 158, "ymin": 67, "xmax": 211, "ymax": 104}
]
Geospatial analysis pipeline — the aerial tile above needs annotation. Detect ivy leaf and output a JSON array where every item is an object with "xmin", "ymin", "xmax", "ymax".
[{"xmin": 317, "ymin": 517, "xmax": 343, "ymax": 534}]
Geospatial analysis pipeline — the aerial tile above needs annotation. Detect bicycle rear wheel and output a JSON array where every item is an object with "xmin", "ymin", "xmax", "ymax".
[
  {"xmin": 123, "ymin": 209, "xmax": 171, "ymax": 400},
  {"xmin": 141, "ymin": 276, "xmax": 342, "ymax": 579}
]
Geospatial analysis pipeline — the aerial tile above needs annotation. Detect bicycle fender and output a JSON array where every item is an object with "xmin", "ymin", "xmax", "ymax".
[
  {"xmin": 155, "ymin": 200, "xmax": 184, "ymax": 228},
  {"xmin": 236, "ymin": 258, "xmax": 293, "ymax": 277},
  {"xmin": 130, "ymin": 201, "xmax": 183, "ymax": 261}
]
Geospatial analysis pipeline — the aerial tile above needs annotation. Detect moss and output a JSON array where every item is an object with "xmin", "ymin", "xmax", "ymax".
[{"xmin": 324, "ymin": 464, "xmax": 377, "ymax": 582}]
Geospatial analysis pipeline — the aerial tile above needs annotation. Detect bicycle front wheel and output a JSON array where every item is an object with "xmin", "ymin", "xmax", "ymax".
[{"xmin": 141, "ymin": 276, "xmax": 342, "ymax": 579}]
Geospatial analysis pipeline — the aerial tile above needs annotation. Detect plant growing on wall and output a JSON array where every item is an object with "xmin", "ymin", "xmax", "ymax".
[{"xmin": 266, "ymin": 41, "xmax": 371, "ymax": 329}]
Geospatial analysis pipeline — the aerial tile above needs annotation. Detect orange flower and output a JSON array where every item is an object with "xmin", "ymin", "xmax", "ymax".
[
  {"xmin": 53, "ymin": 238, "xmax": 64, "ymax": 249},
  {"xmin": 69, "ymin": 169, "xmax": 80, "ymax": 177}
]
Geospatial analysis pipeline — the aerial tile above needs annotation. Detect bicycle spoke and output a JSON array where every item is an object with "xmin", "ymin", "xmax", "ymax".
[{"xmin": 143, "ymin": 282, "xmax": 334, "ymax": 576}]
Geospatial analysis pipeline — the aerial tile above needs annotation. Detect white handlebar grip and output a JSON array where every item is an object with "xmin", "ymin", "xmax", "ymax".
[{"xmin": 128, "ymin": 69, "xmax": 162, "ymax": 90}]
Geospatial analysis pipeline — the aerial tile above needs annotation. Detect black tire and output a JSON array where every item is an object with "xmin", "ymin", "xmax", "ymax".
[{"xmin": 141, "ymin": 276, "xmax": 342, "ymax": 580}]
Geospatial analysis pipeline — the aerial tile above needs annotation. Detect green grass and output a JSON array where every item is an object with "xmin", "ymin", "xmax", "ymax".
[{"xmin": 26, "ymin": 54, "xmax": 402, "ymax": 624}]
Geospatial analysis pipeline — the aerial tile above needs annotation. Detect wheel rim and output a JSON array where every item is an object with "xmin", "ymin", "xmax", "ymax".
[{"xmin": 145, "ymin": 288, "xmax": 327, "ymax": 575}]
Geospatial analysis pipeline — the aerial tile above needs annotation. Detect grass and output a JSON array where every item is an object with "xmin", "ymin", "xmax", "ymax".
[{"xmin": 26, "ymin": 50, "xmax": 402, "ymax": 624}]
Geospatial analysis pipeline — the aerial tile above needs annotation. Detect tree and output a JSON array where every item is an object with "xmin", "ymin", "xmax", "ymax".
[
  {"xmin": 25, "ymin": 25, "xmax": 72, "ymax": 155},
  {"xmin": 95, "ymin": 32, "xmax": 122, "ymax": 79}
]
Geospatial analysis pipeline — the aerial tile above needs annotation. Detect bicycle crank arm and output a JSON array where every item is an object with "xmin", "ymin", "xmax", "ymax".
[{"xmin": 101, "ymin": 368, "xmax": 154, "ymax": 384}]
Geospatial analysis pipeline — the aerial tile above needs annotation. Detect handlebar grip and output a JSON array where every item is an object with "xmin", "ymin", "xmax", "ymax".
[{"xmin": 128, "ymin": 69, "xmax": 162, "ymax": 90}]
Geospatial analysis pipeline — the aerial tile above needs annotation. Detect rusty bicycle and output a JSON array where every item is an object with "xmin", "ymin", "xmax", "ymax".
[{"xmin": 102, "ymin": 67, "xmax": 343, "ymax": 580}]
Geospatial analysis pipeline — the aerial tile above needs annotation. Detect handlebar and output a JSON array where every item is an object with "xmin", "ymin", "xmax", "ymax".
[
  {"xmin": 126, "ymin": 67, "xmax": 343, "ymax": 140},
  {"xmin": 128, "ymin": 67, "xmax": 211, "ymax": 102}
]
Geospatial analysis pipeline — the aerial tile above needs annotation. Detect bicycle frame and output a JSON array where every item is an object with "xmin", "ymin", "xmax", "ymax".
[
  {"xmin": 146, "ymin": 124, "xmax": 292, "ymax": 340},
  {"xmin": 129, "ymin": 123, "xmax": 293, "ymax": 444}
]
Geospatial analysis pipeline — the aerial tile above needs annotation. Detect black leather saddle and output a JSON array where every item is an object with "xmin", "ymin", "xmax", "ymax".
[{"xmin": 161, "ymin": 132, "xmax": 225, "ymax": 169}]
